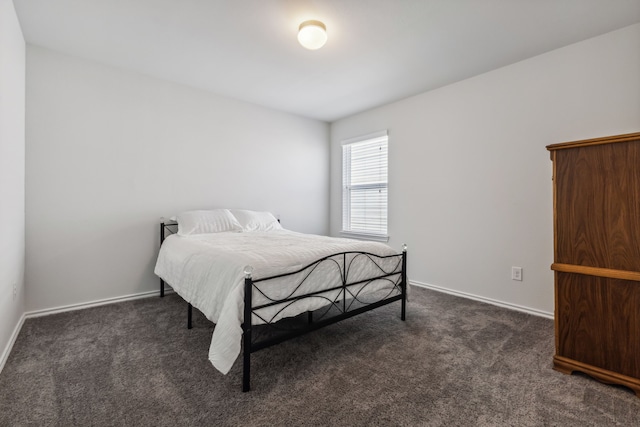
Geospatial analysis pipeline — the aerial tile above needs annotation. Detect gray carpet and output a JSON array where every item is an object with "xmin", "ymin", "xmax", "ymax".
[{"xmin": 0, "ymin": 286, "xmax": 638, "ymax": 426}]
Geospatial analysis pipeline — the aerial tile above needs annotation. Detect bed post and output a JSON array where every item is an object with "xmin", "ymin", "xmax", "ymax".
[
  {"xmin": 160, "ymin": 218, "xmax": 165, "ymax": 297},
  {"xmin": 242, "ymin": 266, "xmax": 254, "ymax": 392},
  {"xmin": 401, "ymin": 244, "xmax": 407, "ymax": 321},
  {"xmin": 342, "ymin": 253, "xmax": 347, "ymax": 314}
]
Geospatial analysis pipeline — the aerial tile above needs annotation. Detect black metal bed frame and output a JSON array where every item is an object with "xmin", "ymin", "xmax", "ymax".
[{"xmin": 158, "ymin": 220, "xmax": 407, "ymax": 392}]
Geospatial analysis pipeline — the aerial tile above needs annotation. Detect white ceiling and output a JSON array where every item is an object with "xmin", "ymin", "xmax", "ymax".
[{"xmin": 13, "ymin": 0, "xmax": 640, "ymax": 122}]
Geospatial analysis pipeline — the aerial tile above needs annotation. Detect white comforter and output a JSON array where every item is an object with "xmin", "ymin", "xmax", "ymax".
[{"xmin": 154, "ymin": 230, "xmax": 401, "ymax": 374}]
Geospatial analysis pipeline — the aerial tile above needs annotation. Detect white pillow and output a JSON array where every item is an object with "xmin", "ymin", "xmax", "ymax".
[
  {"xmin": 176, "ymin": 209, "xmax": 243, "ymax": 236},
  {"xmin": 230, "ymin": 209, "xmax": 283, "ymax": 232}
]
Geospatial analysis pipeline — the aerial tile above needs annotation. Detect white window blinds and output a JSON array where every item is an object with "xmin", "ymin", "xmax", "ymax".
[{"xmin": 342, "ymin": 132, "xmax": 388, "ymax": 238}]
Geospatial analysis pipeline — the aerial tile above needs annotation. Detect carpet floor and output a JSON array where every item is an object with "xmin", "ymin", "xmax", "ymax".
[{"xmin": 1, "ymin": 286, "xmax": 638, "ymax": 426}]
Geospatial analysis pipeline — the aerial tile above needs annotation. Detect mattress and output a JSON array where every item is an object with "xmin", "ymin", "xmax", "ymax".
[{"xmin": 154, "ymin": 230, "xmax": 401, "ymax": 374}]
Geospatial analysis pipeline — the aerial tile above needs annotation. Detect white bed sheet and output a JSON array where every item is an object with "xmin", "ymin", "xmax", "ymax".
[{"xmin": 154, "ymin": 230, "xmax": 401, "ymax": 374}]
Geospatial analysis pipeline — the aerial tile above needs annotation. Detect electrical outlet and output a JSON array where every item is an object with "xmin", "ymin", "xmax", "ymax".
[
  {"xmin": 13, "ymin": 283, "xmax": 17, "ymax": 300},
  {"xmin": 512, "ymin": 267, "xmax": 523, "ymax": 281}
]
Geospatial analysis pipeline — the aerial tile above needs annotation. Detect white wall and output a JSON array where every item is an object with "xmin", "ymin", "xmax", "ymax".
[
  {"xmin": 0, "ymin": 0, "xmax": 26, "ymax": 367},
  {"xmin": 26, "ymin": 46, "xmax": 329, "ymax": 312},
  {"xmin": 330, "ymin": 24, "xmax": 640, "ymax": 315}
]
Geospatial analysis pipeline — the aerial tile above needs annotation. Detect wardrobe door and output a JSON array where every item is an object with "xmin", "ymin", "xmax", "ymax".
[{"xmin": 554, "ymin": 140, "xmax": 640, "ymax": 273}]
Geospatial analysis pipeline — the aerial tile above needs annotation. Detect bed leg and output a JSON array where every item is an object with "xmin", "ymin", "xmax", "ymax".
[
  {"xmin": 242, "ymin": 270, "xmax": 253, "ymax": 392},
  {"xmin": 401, "ymin": 291, "xmax": 406, "ymax": 321},
  {"xmin": 307, "ymin": 311, "xmax": 313, "ymax": 324},
  {"xmin": 242, "ymin": 342, "xmax": 251, "ymax": 392},
  {"xmin": 187, "ymin": 303, "xmax": 193, "ymax": 329},
  {"xmin": 401, "ymin": 245, "xmax": 407, "ymax": 321},
  {"xmin": 160, "ymin": 221, "xmax": 166, "ymax": 298}
]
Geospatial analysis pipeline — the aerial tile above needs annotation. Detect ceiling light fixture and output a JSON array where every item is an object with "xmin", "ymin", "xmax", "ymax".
[{"xmin": 297, "ymin": 20, "xmax": 327, "ymax": 50}]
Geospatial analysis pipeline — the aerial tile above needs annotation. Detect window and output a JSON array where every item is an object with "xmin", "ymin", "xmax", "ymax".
[{"xmin": 341, "ymin": 131, "xmax": 388, "ymax": 240}]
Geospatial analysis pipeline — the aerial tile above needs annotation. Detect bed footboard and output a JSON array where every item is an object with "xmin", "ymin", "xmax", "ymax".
[{"xmin": 241, "ymin": 246, "xmax": 408, "ymax": 392}]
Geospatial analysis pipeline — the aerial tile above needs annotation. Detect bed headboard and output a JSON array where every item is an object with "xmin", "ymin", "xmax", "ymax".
[
  {"xmin": 160, "ymin": 218, "xmax": 178, "ymax": 244},
  {"xmin": 160, "ymin": 213, "xmax": 280, "ymax": 244}
]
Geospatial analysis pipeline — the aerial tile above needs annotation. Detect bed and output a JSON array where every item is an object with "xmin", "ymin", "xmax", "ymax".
[{"xmin": 154, "ymin": 209, "xmax": 407, "ymax": 391}]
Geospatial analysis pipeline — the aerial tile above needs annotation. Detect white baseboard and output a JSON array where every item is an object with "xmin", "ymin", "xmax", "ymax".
[
  {"xmin": 25, "ymin": 289, "xmax": 171, "ymax": 318},
  {"xmin": 410, "ymin": 280, "xmax": 554, "ymax": 319},
  {"xmin": 0, "ymin": 312, "xmax": 26, "ymax": 375}
]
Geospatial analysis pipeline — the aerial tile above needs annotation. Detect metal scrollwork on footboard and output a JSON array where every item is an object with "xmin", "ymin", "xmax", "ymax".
[{"xmin": 241, "ymin": 246, "xmax": 408, "ymax": 392}]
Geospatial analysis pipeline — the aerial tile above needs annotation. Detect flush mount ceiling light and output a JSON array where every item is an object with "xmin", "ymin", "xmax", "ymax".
[{"xmin": 297, "ymin": 20, "xmax": 327, "ymax": 50}]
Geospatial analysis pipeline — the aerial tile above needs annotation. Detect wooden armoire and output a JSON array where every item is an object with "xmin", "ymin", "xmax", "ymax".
[{"xmin": 547, "ymin": 132, "xmax": 640, "ymax": 397}]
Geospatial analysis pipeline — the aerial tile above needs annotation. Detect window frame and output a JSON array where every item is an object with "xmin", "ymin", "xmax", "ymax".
[{"xmin": 340, "ymin": 130, "xmax": 389, "ymax": 242}]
